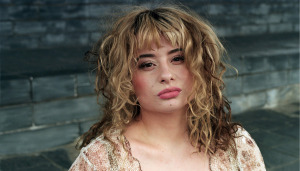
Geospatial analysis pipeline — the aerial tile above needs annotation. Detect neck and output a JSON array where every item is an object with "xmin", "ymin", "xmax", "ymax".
[{"xmin": 128, "ymin": 106, "xmax": 189, "ymax": 148}]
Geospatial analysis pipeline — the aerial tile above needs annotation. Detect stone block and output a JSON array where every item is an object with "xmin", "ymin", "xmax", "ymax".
[
  {"xmin": 205, "ymin": 4, "xmax": 240, "ymax": 16},
  {"xmin": 80, "ymin": 120, "xmax": 97, "ymax": 134},
  {"xmin": 65, "ymin": 19, "xmax": 99, "ymax": 32},
  {"xmin": 0, "ymin": 35, "xmax": 10, "ymax": 49},
  {"xmin": 223, "ymin": 76, "xmax": 242, "ymax": 96},
  {"xmin": 90, "ymin": 31, "xmax": 103, "ymax": 43},
  {"xmin": 288, "ymin": 69, "xmax": 300, "ymax": 84},
  {"xmin": 264, "ymin": 85, "xmax": 299, "ymax": 107},
  {"xmin": 252, "ymin": 132, "xmax": 297, "ymax": 168},
  {"xmin": 64, "ymin": 33, "xmax": 89, "ymax": 46},
  {"xmin": 242, "ymin": 73, "xmax": 268, "ymax": 93},
  {"xmin": 219, "ymin": 15, "xmax": 248, "ymax": 26},
  {"xmin": 269, "ymin": 23, "xmax": 293, "ymax": 33},
  {"xmin": 0, "ymin": 6, "xmax": 12, "ymax": 20},
  {"xmin": 45, "ymin": 20, "xmax": 66, "ymax": 33},
  {"xmin": 0, "ymin": 154, "xmax": 60, "ymax": 171},
  {"xmin": 0, "ymin": 0, "xmax": 11, "ymax": 4},
  {"xmin": 243, "ymin": 57, "xmax": 269, "ymax": 74},
  {"xmin": 272, "ymin": 124, "xmax": 299, "ymax": 141},
  {"xmin": 18, "ymin": 35, "xmax": 40, "ymax": 49},
  {"xmin": 294, "ymin": 23, "xmax": 299, "ymax": 32},
  {"xmin": 288, "ymin": 54, "xmax": 300, "ymax": 69},
  {"xmin": 230, "ymin": 91, "xmax": 266, "ymax": 114},
  {"xmin": 267, "ymin": 55, "xmax": 290, "ymax": 71},
  {"xmin": 62, "ymin": 4, "xmax": 89, "ymax": 19},
  {"xmin": 77, "ymin": 73, "xmax": 95, "ymax": 95},
  {"xmin": 38, "ymin": 0, "xmax": 64, "ymax": 5},
  {"xmin": 224, "ymin": 56, "xmax": 244, "ymax": 77},
  {"xmin": 243, "ymin": 71, "xmax": 288, "ymax": 93},
  {"xmin": 10, "ymin": 5, "xmax": 40, "ymax": 20},
  {"xmin": 0, "ymin": 22, "xmax": 13, "ymax": 35},
  {"xmin": 66, "ymin": 19, "xmax": 86, "ymax": 32},
  {"xmin": 41, "ymin": 149, "xmax": 72, "ymax": 169},
  {"xmin": 207, "ymin": 4, "xmax": 225, "ymax": 15},
  {"xmin": 34, "ymin": 96, "xmax": 99, "ymax": 125},
  {"xmin": 0, "ymin": 105, "xmax": 32, "ymax": 132},
  {"xmin": 223, "ymin": 4, "xmax": 240, "ymax": 15},
  {"xmin": 65, "ymin": 0, "xmax": 87, "ymax": 3},
  {"xmin": 193, "ymin": 5, "xmax": 209, "ymax": 17},
  {"xmin": 240, "ymin": 3, "xmax": 270, "ymax": 15},
  {"xmin": 40, "ymin": 33, "xmax": 66, "ymax": 47},
  {"xmin": 0, "ymin": 124, "xmax": 79, "ymax": 156},
  {"xmin": 40, "ymin": 32, "xmax": 88, "ymax": 48},
  {"xmin": 0, "ymin": 78, "xmax": 31, "ymax": 105},
  {"xmin": 8, "ymin": 35, "xmax": 40, "ymax": 49},
  {"xmin": 268, "ymin": 71, "xmax": 288, "ymax": 88},
  {"xmin": 9, "ymin": 0, "xmax": 41, "ymax": 4},
  {"xmin": 267, "ymin": 14, "xmax": 282, "ymax": 24},
  {"xmin": 87, "ymin": 0, "xmax": 134, "ymax": 3},
  {"xmin": 282, "ymin": 13, "xmax": 299, "ymax": 23},
  {"xmin": 270, "ymin": 3, "xmax": 298, "ymax": 13},
  {"xmin": 214, "ymin": 25, "xmax": 240, "ymax": 37},
  {"xmin": 87, "ymin": 4, "xmax": 113, "ymax": 18},
  {"xmin": 240, "ymin": 25, "xmax": 268, "ymax": 35},
  {"xmin": 32, "ymin": 75, "xmax": 75, "ymax": 102},
  {"xmin": 252, "ymin": 14, "xmax": 282, "ymax": 25},
  {"xmin": 14, "ymin": 21, "xmax": 47, "ymax": 34},
  {"xmin": 38, "ymin": 5, "xmax": 64, "ymax": 19}
]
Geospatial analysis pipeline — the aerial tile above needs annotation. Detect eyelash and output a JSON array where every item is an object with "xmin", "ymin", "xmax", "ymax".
[
  {"xmin": 138, "ymin": 56, "xmax": 185, "ymax": 69},
  {"xmin": 172, "ymin": 56, "xmax": 185, "ymax": 62},
  {"xmin": 138, "ymin": 62, "xmax": 154, "ymax": 69}
]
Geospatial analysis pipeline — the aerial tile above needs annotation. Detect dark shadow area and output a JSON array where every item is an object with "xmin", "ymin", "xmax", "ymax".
[
  {"xmin": 233, "ymin": 102, "xmax": 300, "ymax": 170},
  {"xmin": 1, "ymin": 46, "xmax": 91, "ymax": 80}
]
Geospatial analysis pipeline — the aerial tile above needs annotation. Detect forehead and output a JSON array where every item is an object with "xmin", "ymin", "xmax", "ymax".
[{"xmin": 136, "ymin": 36, "xmax": 180, "ymax": 54}]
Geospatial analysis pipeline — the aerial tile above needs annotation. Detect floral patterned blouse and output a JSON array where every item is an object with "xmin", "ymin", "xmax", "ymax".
[{"xmin": 69, "ymin": 128, "xmax": 266, "ymax": 171}]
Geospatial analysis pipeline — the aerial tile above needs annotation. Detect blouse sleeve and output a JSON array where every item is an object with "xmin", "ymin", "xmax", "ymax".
[
  {"xmin": 68, "ymin": 138, "xmax": 111, "ymax": 171},
  {"xmin": 235, "ymin": 128, "xmax": 266, "ymax": 171},
  {"xmin": 69, "ymin": 150, "xmax": 96, "ymax": 171}
]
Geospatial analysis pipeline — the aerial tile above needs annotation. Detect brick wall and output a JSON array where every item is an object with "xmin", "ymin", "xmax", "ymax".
[
  {"xmin": 0, "ymin": 0, "xmax": 299, "ymax": 50},
  {"xmin": 0, "ymin": 73, "xmax": 98, "ymax": 155},
  {"xmin": 0, "ymin": 0, "xmax": 299, "ymax": 156}
]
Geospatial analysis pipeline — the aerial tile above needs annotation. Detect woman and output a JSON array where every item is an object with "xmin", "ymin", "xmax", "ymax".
[{"xmin": 70, "ymin": 6, "xmax": 265, "ymax": 171}]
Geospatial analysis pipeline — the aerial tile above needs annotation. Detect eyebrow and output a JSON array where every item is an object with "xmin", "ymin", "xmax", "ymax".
[
  {"xmin": 168, "ymin": 48, "xmax": 182, "ymax": 55},
  {"xmin": 137, "ymin": 48, "xmax": 183, "ymax": 60}
]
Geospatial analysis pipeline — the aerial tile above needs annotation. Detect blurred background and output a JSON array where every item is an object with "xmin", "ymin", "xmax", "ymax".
[{"xmin": 0, "ymin": 0, "xmax": 299, "ymax": 170}]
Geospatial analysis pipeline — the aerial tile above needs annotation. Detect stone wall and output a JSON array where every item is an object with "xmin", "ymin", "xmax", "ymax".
[
  {"xmin": 0, "ymin": 0, "xmax": 299, "ymax": 156},
  {"xmin": 0, "ymin": 73, "xmax": 98, "ymax": 156},
  {"xmin": 0, "ymin": 0, "xmax": 298, "ymax": 50}
]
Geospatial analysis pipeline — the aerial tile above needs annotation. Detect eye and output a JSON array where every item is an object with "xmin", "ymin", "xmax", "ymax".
[
  {"xmin": 172, "ymin": 56, "xmax": 185, "ymax": 64},
  {"xmin": 138, "ymin": 61, "xmax": 156, "ymax": 70}
]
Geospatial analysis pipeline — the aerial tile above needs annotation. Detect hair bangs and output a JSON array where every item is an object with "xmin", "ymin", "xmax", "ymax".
[{"xmin": 133, "ymin": 10, "xmax": 186, "ymax": 51}]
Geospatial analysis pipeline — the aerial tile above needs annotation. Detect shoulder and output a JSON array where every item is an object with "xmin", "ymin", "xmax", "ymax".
[
  {"xmin": 234, "ymin": 127, "xmax": 266, "ymax": 171},
  {"xmin": 69, "ymin": 135, "xmax": 113, "ymax": 171},
  {"xmin": 210, "ymin": 127, "xmax": 266, "ymax": 171}
]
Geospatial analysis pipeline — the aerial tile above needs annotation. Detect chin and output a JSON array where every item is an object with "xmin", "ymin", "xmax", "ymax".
[{"xmin": 155, "ymin": 104, "xmax": 188, "ymax": 114}]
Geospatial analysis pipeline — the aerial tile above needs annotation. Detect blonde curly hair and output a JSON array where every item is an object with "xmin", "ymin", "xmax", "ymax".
[{"xmin": 80, "ymin": 5, "xmax": 240, "ymax": 155}]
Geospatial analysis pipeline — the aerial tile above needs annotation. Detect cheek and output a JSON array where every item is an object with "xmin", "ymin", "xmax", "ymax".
[
  {"xmin": 180, "ymin": 69, "xmax": 194, "ymax": 92},
  {"xmin": 132, "ymin": 74, "xmax": 146, "ymax": 95}
]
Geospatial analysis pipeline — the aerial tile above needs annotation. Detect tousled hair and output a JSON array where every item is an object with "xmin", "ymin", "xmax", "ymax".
[{"xmin": 79, "ymin": 5, "xmax": 241, "ymax": 155}]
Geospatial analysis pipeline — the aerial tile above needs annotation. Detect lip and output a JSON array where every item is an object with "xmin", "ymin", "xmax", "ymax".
[{"xmin": 157, "ymin": 87, "xmax": 182, "ymax": 99}]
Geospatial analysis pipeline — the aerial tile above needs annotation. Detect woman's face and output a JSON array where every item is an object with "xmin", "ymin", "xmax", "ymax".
[{"xmin": 132, "ymin": 37, "xmax": 193, "ymax": 114}]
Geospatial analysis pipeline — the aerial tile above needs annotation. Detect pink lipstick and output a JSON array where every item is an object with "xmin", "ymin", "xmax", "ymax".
[{"xmin": 157, "ymin": 87, "xmax": 182, "ymax": 99}]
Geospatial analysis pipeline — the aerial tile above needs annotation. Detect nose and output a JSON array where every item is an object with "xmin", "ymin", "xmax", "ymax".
[{"xmin": 159, "ymin": 64, "xmax": 174, "ymax": 83}]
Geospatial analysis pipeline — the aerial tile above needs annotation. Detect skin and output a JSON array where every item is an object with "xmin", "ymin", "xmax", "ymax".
[{"xmin": 124, "ymin": 37, "xmax": 210, "ymax": 171}]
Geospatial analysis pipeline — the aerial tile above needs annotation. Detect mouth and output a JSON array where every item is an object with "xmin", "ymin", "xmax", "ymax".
[{"xmin": 157, "ymin": 87, "xmax": 182, "ymax": 99}]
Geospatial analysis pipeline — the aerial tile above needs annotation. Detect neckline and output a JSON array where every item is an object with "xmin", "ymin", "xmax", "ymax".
[
  {"xmin": 120, "ymin": 133, "xmax": 212, "ymax": 171},
  {"xmin": 122, "ymin": 134, "xmax": 143, "ymax": 170}
]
